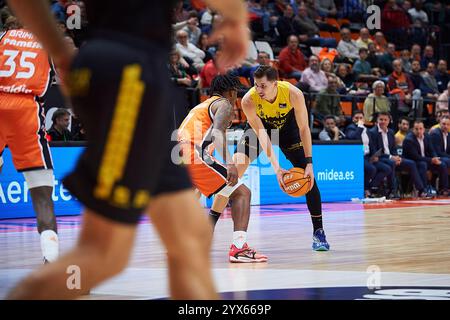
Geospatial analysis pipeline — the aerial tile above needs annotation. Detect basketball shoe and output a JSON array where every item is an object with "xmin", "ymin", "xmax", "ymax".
[
  {"xmin": 312, "ymin": 229, "xmax": 330, "ymax": 251},
  {"xmin": 229, "ymin": 243, "xmax": 268, "ymax": 263}
]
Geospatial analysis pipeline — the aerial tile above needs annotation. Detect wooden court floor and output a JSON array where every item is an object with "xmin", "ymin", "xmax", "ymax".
[{"xmin": 1, "ymin": 200, "xmax": 450, "ymax": 300}]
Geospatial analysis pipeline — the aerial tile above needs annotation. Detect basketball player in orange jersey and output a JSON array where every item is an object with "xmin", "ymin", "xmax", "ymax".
[
  {"xmin": 210, "ymin": 66, "xmax": 330, "ymax": 251},
  {"xmin": 0, "ymin": 19, "xmax": 60, "ymax": 264},
  {"xmin": 178, "ymin": 74, "xmax": 268, "ymax": 263},
  {"xmin": 7, "ymin": 0, "xmax": 248, "ymax": 299}
]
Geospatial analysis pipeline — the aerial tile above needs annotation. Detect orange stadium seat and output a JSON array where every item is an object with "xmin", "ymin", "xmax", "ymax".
[
  {"xmin": 340, "ymin": 101, "xmax": 353, "ymax": 116},
  {"xmin": 238, "ymin": 76, "xmax": 251, "ymax": 88},
  {"xmin": 319, "ymin": 31, "xmax": 332, "ymax": 39},
  {"xmin": 332, "ymin": 32, "xmax": 341, "ymax": 42},
  {"xmin": 325, "ymin": 18, "xmax": 340, "ymax": 30}
]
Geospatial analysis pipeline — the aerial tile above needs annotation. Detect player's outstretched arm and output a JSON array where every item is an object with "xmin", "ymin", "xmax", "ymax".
[
  {"xmin": 7, "ymin": 0, "xmax": 73, "ymax": 76},
  {"xmin": 204, "ymin": 0, "xmax": 249, "ymax": 73},
  {"xmin": 241, "ymin": 93, "xmax": 289, "ymax": 189},
  {"xmin": 289, "ymin": 84, "xmax": 315, "ymax": 189}
]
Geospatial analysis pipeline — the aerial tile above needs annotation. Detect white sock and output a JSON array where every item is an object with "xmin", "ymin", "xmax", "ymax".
[
  {"xmin": 40, "ymin": 230, "xmax": 59, "ymax": 262},
  {"xmin": 233, "ymin": 231, "xmax": 247, "ymax": 249}
]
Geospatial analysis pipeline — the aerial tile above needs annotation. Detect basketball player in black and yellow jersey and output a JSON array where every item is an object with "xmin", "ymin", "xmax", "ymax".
[
  {"xmin": 7, "ymin": 0, "xmax": 249, "ymax": 299},
  {"xmin": 210, "ymin": 65, "xmax": 330, "ymax": 251}
]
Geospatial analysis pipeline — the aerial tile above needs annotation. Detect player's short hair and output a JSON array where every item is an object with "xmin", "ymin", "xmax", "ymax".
[
  {"xmin": 253, "ymin": 65, "xmax": 278, "ymax": 81},
  {"xmin": 209, "ymin": 74, "xmax": 241, "ymax": 96}
]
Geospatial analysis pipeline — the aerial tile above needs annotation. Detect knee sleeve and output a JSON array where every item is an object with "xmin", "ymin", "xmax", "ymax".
[
  {"xmin": 306, "ymin": 182, "xmax": 322, "ymax": 215},
  {"xmin": 23, "ymin": 169, "xmax": 54, "ymax": 189}
]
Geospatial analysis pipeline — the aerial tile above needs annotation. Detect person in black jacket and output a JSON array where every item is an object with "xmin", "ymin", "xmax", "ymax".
[
  {"xmin": 369, "ymin": 112, "xmax": 428, "ymax": 198},
  {"xmin": 345, "ymin": 110, "xmax": 391, "ymax": 197},
  {"xmin": 402, "ymin": 120, "xmax": 449, "ymax": 196}
]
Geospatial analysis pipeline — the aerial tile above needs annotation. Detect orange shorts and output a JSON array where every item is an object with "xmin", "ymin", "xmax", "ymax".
[
  {"xmin": 181, "ymin": 143, "xmax": 228, "ymax": 197},
  {"xmin": 0, "ymin": 93, "xmax": 53, "ymax": 171}
]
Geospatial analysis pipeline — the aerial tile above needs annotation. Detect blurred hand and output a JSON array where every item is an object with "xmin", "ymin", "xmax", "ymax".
[
  {"xmin": 208, "ymin": 19, "xmax": 249, "ymax": 73},
  {"xmin": 432, "ymin": 157, "xmax": 441, "ymax": 165},
  {"xmin": 226, "ymin": 163, "xmax": 239, "ymax": 186},
  {"xmin": 276, "ymin": 168, "xmax": 290, "ymax": 191}
]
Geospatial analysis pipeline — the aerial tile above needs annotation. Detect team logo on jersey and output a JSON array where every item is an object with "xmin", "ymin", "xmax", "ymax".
[{"xmin": 279, "ymin": 103, "xmax": 287, "ymax": 108}]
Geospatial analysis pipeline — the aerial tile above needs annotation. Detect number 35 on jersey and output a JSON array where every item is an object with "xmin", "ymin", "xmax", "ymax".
[{"xmin": 0, "ymin": 29, "xmax": 54, "ymax": 96}]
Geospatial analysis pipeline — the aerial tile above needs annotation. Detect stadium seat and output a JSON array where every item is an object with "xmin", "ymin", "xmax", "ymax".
[
  {"xmin": 332, "ymin": 32, "xmax": 341, "ymax": 42},
  {"xmin": 351, "ymin": 32, "xmax": 359, "ymax": 40},
  {"xmin": 319, "ymin": 31, "xmax": 332, "ymax": 39},
  {"xmin": 325, "ymin": 18, "xmax": 340, "ymax": 30},
  {"xmin": 254, "ymin": 41, "xmax": 275, "ymax": 60},
  {"xmin": 340, "ymin": 101, "xmax": 353, "ymax": 116},
  {"xmin": 247, "ymin": 40, "xmax": 258, "ymax": 61}
]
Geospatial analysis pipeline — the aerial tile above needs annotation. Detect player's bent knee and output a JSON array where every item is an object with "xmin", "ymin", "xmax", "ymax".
[
  {"xmin": 23, "ymin": 169, "xmax": 54, "ymax": 189},
  {"xmin": 230, "ymin": 184, "xmax": 251, "ymax": 201}
]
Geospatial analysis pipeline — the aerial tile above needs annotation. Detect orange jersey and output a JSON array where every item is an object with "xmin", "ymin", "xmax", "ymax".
[
  {"xmin": 178, "ymin": 95, "xmax": 226, "ymax": 151},
  {"xmin": 0, "ymin": 29, "xmax": 54, "ymax": 97},
  {"xmin": 178, "ymin": 95, "xmax": 230, "ymax": 197}
]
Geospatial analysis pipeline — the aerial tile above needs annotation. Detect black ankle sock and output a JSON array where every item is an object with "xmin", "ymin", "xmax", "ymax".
[
  {"xmin": 209, "ymin": 210, "xmax": 221, "ymax": 229},
  {"xmin": 311, "ymin": 214, "xmax": 323, "ymax": 233}
]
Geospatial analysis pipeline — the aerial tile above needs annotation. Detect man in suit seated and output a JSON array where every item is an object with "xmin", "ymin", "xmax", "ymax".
[
  {"xmin": 429, "ymin": 116, "xmax": 450, "ymax": 184},
  {"xmin": 369, "ymin": 112, "xmax": 429, "ymax": 199},
  {"xmin": 345, "ymin": 110, "xmax": 391, "ymax": 197},
  {"xmin": 403, "ymin": 120, "xmax": 449, "ymax": 197}
]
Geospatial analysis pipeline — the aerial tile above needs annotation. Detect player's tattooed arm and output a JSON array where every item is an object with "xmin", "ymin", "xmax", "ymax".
[
  {"xmin": 212, "ymin": 100, "xmax": 238, "ymax": 185},
  {"xmin": 212, "ymin": 100, "xmax": 234, "ymax": 164}
]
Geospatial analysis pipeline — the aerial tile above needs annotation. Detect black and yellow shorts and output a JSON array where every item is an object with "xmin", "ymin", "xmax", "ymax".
[
  {"xmin": 237, "ymin": 112, "xmax": 308, "ymax": 168},
  {"xmin": 63, "ymin": 33, "xmax": 192, "ymax": 224}
]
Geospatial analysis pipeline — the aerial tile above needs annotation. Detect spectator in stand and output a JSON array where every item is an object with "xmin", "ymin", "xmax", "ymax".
[
  {"xmin": 408, "ymin": 0, "xmax": 429, "ymax": 25},
  {"xmin": 275, "ymin": 5, "xmax": 297, "ymax": 46},
  {"xmin": 278, "ymin": 35, "xmax": 307, "ymax": 80},
  {"xmin": 200, "ymin": 7, "xmax": 214, "ymax": 33},
  {"xmin": 435, "ymin": 60, "xmax": 449, "ymax": 93},
  {"xmin": 409, "ymin": 59, "xmax": 425, "ymax": 90},
  {"xmin": 356, "ymin": 28, "xmax": 374, "ymax": 49},
  {"xmin": 175, "ymin": 29, "xmax": 205, "ymax": 71},
  {"xmin": 182, "ymin": 10, "xmax": 202, "ymax": 46},
  {"xmin": 421, "ymin": 62, "xmax": 440, "ymax": 100},
  {"xmin": 300, "ymin": 55, "xmax": 328, "ymax": 92},
  {"xmin": 173, "ymin": 0, "xmax": 189, "ymax": 23},
  {"xmin": 315, "ymin": 75, "xmax": 345, "ymax": 126},
  {"xmin": 403, "ymin": 120, "xmax": 449, "ymax": 196},
  {"xmin": 199, "ymin": 49, "xmax": 221, "ymax": 88},
  {"xmin": 410, "ymin": 43, "xmax": 421, "ymax": 62},
  {"xmin": 381, "ymin": 0, "xmax": 411, "ymax": 47},
  {"xmin": 51, "ymin": 0, "xmax": 68, "ymax": 23},
  {"xmin": 378, "ymin": 43, "xmax": 397, "ymax": 75},
  {"xmin": 47, "ymin": 108, "xmax": 73, "ymax": 142},
  {"xmin": 431, "ymin": 110, "xmax": 450, "ymax": 130},
  {"xmin": 316, "ymin": 0, "xmax": 337, "ymax": 17},
  {"xmin": 337, "ymin": 28, "xmax": 359, "ymax": 63},
  {"xmin": 352, "ymin": 47, "xmax": 373, "ymax": 79},
  {"xmin": 321, "ymin": 58, "xmax": 345, "ymax": 91},
  {"xmin": 366, "ymin": 42, "xmax": 382, "ymax": 72},
  {"xmin": 400, "ymin": 49, "xmax": 412, "ymax": 73},
  {"xmin": 319, "ymin": 115, "xmax": 346, "ymax": 141},
  {"xmin": 387, "ymin": 59, "xmax": 418, "ymax": 114},
  {"xmin": 364, "ymin": 80, "xmax": 390, "ymax": 122},
  {"xmin": 232, "ymin": 51, "xmax": 273, "ymax": 86},
  {"xmin": 373, "ymin": 32, "xmax": 388, "ymax": 54},
  {"xmin": 436, "ymin": 82, "xmax": 450, "ymax": 115},
  {"xmin": 420, "ymin": 45, "xmax": 437, "ymax": 69},
  {"xmin": 197, "ymin": 33, "xmax": 214, "ymax": 63},
  {"xmin": 395, "ymin": 116, "xmax": 410, "ymax": 147},
  {"xmin": 336, "ymin": 63, "xmax": 356, "ymax": 91},
  {"xmin": 168, "ymin": 49, "xmax": 195, "ymax": 88}
]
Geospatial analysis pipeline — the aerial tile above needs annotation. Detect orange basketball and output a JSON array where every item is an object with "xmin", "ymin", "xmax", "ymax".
[{"xmin": 282, "ymin": 167, "xmax": 311, "ymax": 197}]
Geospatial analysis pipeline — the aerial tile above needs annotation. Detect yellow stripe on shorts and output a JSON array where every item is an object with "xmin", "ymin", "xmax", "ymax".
[{"xmin": 94, "ymin": 64, "xmax": 145, "ymax": 201}]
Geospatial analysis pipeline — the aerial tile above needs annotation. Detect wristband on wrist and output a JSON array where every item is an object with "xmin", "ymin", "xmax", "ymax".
[{"xmin": 305, "ymin": 157, "xmax": 313, "ymax": 164}]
